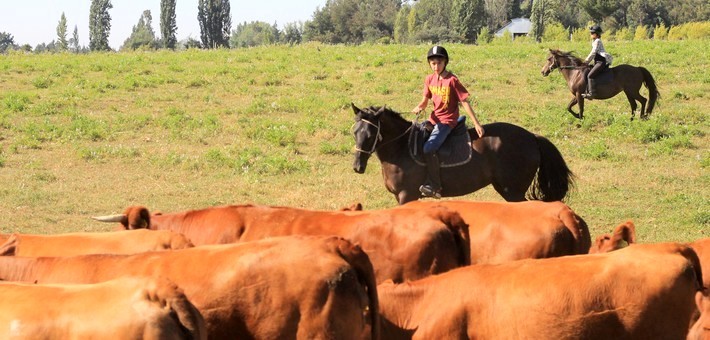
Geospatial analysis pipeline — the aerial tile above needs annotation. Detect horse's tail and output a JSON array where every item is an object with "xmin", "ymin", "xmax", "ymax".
[
  {"xmin": 640, "ymin": 67, "xmax": 659, "ymax": 115},
  {"xmin": 528, "ymin": 135, "xmax": 575, "ymax": 202}
]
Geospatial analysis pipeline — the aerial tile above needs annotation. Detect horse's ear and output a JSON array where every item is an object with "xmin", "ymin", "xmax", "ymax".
[
  {"xmin": 351, "ymin": 103, "xmax": 361, "ymax": 115},
  {"xmin": 375, "ymin": 105, "xmax": 386, "ymax": 115}
]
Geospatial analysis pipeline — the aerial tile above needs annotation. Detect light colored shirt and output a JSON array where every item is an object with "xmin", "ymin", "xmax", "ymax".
[{"xmin": 584, "ymin": 38, "xmax": 613, "ymax": 65}]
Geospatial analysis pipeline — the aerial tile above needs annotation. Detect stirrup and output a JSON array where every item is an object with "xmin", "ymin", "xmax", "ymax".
[
  {"xmin": 419, "ymin": 185, "xmax": 442, "ymax": 199},
  {"xmin": 582, "ymin": 92, "xmax": 593, "ymax": 99}
]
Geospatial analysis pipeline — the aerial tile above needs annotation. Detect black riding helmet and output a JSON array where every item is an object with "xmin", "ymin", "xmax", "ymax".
[
  {"xmin": 427, "ymin": 45, "xmax": 448, "ymax": 61},
  {"xmin": 589, "ymin": 25, "xmax": 603, "ymax": 35},
  {"xmin": 427, "ymin": 45, "xmax": 448, "ymax": 71}
]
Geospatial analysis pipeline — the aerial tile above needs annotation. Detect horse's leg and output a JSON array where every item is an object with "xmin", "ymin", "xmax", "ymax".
[
  {"xmin": 396, "ymin": 190, "xmax": 420, "ymax": 205},
  {"xmin": 623, "ymin": 90, "xmax": 638, "ymax": 121},
  {"xmin": 567, "ymin": 96, "xmax": 582, "ymax": 119},
  {"xmin": 492, "ymin": 182, "xmax": 527, "ymax": 202},
  {"xmin": 637, "ymin": 93, "xmax": 648, "ymax": 120}
]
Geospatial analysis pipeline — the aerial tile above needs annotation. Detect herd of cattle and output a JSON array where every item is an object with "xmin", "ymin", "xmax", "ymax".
[{"xmin": 0, "ymin": 199, "xmax": 707, "ymax": 339}]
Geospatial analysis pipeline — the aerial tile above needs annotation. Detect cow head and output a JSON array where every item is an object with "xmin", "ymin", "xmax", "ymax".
[
  {"xmin": 589, "ymin": 221, "xmax": 636, "ymax": 254},
  {"xmin": 92, "ymin": 206, "xmax": 152, "ymax": 230}
]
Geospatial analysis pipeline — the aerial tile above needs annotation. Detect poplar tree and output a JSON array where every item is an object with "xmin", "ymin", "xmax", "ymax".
[
  {"xmin": 57, "ymin": 12, "xmax": 69, "ymax": 51},
  {"xmin": 197, "ymin": 0, "xmax": 232, "ymax": 48},
  {"xmin": 160, "ymin": 0, "xmax": 177, "ymax": 49},
  {"xmin": 451, "ymin": 0, "xmax": 486, "ymax": 43},
  {"xmin": 89, "ymin": 0, "xmax": 113, "ymax": 51},
  {"xmin": 71, "ymin": 25, "xmax": 80, "ymax": 52}
]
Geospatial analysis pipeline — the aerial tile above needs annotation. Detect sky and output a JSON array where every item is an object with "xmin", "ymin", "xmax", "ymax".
[{"xmin": 0, "ymin": 0, "xmax": 327, "ymax": 50}]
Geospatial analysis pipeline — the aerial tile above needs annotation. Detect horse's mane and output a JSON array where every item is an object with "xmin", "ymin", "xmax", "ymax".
[
  {"xmin": 550, "ymin": 49, "xmax": 586, "ymax": 67},
  {"xmin": 366, "ymin": 106, "xmax": 410, "ymax": 124}
]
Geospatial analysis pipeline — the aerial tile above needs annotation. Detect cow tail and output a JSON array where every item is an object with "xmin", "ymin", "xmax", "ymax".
[
  {"xmin": 333, "ymin": 238, "xmax": 380, "ymax": 340},
  {"xmin": 678, "ymin": 245, "xmax": 705, "ymax": 291},
  {"xmin": 436, "ymin": 208, "xmax": 472, "ymax": 266},
  {"xmin": 155, "ymin": 279, "xmax": 208, "ymax": 340},
  {"xmin": 529, "ymin": 135, "xmax": 575, "ymax": 202},
  {"xmin": 558, "ymin": 207, "xmax": 591, "ymax": 254},
  {"xmin": 0, "ymin": 234, "xmax": 18, "ymax": 256}
]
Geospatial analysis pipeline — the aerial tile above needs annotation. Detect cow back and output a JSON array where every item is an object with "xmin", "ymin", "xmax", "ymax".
[
  {"xmin": 402, "ymin": 200, "xmax": 591, "ymax": 264},
  {"xmin": 0, "ymin": 230, "xmax": 193, "ymax": 257},
  {"xmin": 0, "ymin": 277, "xmax": 206, "ymax": 340},
  {"xmin": 378, "ymin": 242, "xmax": 701, "ymax": 340},
  {"xmin": 0, "ymin": 236, "xmax": 377, "ymax": 340},
  {"xmin": 131, "ymin": 204, "xmax": 470, "ymax": 283}
]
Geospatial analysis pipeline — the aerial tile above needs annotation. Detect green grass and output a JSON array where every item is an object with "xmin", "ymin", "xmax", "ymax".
[{"xmin": 0, "ymin": 42, "xmax": 707, "ymax": 241}]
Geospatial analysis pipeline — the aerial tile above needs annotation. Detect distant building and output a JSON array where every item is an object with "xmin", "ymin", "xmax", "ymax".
[{"xmin": 494, "ymin": 18, "xmax": 532, "ymax": 40}]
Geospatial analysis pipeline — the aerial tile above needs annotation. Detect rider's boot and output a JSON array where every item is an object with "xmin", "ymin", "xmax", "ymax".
[
  {"xmin": 419, "ymin": 153, "xmax": 442, "ymax": 199},
  {"xmin": 582, "ymin": 79, "xmax": 596, "ymax": 99}
]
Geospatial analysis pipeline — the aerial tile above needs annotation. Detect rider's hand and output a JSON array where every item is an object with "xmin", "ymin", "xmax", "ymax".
[
  {"xmin": 412, "ymin": 106, "xmax": 423, "ymax": 114},
  {"xmin": 475, "ymin": 124, "xmax": 485, "ymax": 138}
]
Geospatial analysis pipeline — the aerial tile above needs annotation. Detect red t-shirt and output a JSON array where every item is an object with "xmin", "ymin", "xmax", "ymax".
[{"xmin": 423, "ymin": 71, "xmax": 470, "ymax": 128}]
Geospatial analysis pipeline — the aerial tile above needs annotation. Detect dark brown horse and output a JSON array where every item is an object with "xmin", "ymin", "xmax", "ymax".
[
  {"xmin": 351, "ymin": 104, "xmax": 574, "ymax": 205},
  {"xmin": 541, "ymin": 49, "xmax": 659, "ymax": 120}
]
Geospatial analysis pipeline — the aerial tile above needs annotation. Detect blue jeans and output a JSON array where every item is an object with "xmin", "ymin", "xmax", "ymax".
[{"xmin": 423, "ymin": 123, "xmax": 452, "ymax": 155}]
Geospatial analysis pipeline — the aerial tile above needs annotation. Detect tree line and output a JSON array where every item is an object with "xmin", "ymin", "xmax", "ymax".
[{"xmin": 1, "ymin": 0, "xmax": 708, "ymax": 54}]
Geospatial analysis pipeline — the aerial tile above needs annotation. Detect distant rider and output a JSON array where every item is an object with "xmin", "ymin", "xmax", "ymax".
[{"xmin": 583, "ymin": 25, "xmax": 613, "ymax": 99}]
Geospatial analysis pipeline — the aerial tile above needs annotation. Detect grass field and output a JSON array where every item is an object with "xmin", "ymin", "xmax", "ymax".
[{"xmin": 0, "ymin": 41, "xmax": 707, "ymax": 242}]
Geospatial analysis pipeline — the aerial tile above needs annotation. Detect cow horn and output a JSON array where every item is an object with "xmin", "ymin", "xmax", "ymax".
[{"xmin": 91, "ymin": 214, "xmax": 126, "ymax": 222}]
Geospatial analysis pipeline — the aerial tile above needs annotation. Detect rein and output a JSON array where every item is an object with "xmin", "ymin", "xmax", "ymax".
[
  {"xmin": 549, "ymin": 55, "xmax": 587, "ymax": 71},
  {"xmin": 353, "ymin": 116, "xmax": 414, "ymax": 155}
]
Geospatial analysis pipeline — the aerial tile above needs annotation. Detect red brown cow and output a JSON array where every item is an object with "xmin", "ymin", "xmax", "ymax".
[
  {"xmin": 0, "ymin": 236, "xmax": 379, "ymax": 340},
  {"xmin": 689, "ymin": 291, "xmax": 710, "ymax": 340},
  {"xmin": 94, "ymin": 204, "xmax": 470, "ymax": 283},
  {"xmin": 377, "ymin": 243, "xmax": 703, "ymax": 340},
  {"xmin": 397, "ymin": 200, "xmax": 591, "ymax": 263},
  {"xmin": 691, "ymin": 238, "xmax": 710, "ymax": 289},
  {"xmin": 0, "ymin": 229, "xmax": 193, "ymax": 257},
  {"xmin": 0, "ymin": 277, "xmax": 206, "ymax": 340},
  {"xmin": 588, "ymin": 221, "xmax": 636, "ymax": 254}
]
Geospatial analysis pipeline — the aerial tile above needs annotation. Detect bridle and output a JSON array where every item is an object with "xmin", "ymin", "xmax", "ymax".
[
  {"xmin": 353, "ymin": 118, "xmax": 382, "ymax": 155},
  {"xmin": 548, "ymin": 54, "xmax": 585, "ymax": 72},
  {"xmin": 353, "ymin": 115, "xmax": 414, "ymax": 155}
]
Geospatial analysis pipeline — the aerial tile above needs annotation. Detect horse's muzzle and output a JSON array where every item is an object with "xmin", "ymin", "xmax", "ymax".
[{"xmin": 353, "ymin": 153, "xmax": 369, "ymax": 174}]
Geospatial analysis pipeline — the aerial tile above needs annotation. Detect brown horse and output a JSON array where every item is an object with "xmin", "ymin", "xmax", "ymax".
[
  {"xmin": 541, "ymin": 49, "xmax": 659, "ymax": 120},
  {"xmin": 351, "ymin": 104, "xmax": 574, "ymax": 205}
]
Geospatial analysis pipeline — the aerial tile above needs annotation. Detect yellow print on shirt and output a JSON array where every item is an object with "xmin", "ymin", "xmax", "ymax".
[{"xmin": 429, "ymin": 84, "xmax": 450, "ymax": 106}]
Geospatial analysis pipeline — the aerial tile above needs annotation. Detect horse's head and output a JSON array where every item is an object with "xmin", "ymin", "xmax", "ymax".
[
  {"xmin": 351, "ymin": 103, "xmax": 386, "ymax": 174},
  {"xmin": 542, "ymin": 49, "xmax": 586, "ymax": 76},
  {"xmin": 541, "ymin": 49, "xmax": 560, "ymax": 76}
]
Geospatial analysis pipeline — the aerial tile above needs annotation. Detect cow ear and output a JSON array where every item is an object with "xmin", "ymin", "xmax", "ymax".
[
  {"xmin": 696, "ymin": 291, "xmax": 705, "ymax": 312},
  {"xmin": 351, "ymin": 103, "xmax": 361, "ymax": 115},
  {"xmin": 615, "ymin": 221, "xmax": 636, "ymax": 244}
]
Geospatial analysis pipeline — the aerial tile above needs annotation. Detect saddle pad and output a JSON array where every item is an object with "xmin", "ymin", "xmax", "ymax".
[
  {"xmin": 596, "ymin": 67, "xmax": 614, "ymax": 84},
  {"xmin": 409, "ymin": 122, "xmax": 472, "ymax": 168}
]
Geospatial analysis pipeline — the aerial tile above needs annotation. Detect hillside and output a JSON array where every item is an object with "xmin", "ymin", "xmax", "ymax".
[{"xmin": 0, "ymin": 41, "xmax": 707, "ymax": 241}]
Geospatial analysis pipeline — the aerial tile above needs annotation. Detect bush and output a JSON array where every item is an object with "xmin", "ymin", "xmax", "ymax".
[
  {"xmin": 653, "ymin": 23, "xmax": 669, "ymax": 40},
  {"xmin": 543, "ymin": 23, "xmax": 569, "ymax": 42},
  {"xmin": 477, "ymin": 27, "xmax": 492, "ymax": 44},
  {"xmin": 613, "ymin": 27, "xmax": 634, "ymax": 41},
  {"xmin": 685, "ymin": 22, "xmax": 710, "ymax": 39},
  {"xmin": 668, "ymin": 25, "xmax": 687, "ymax": 40},
  {"xmin": 571, "ymin": 27, "xmax": 588, "ymax": 42},
  {"xmin": 633, "ymin": 26, "xmax": 649, "ymax": 40}
]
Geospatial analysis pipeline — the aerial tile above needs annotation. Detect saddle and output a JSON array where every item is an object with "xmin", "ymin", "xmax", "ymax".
[
  {"xmin": 409, "ymin": 116, "xmax": 472, "ymax": 168},
  {"xmin": 587, "ymin": 66, "xmax": 614, "ymax": 85}
]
